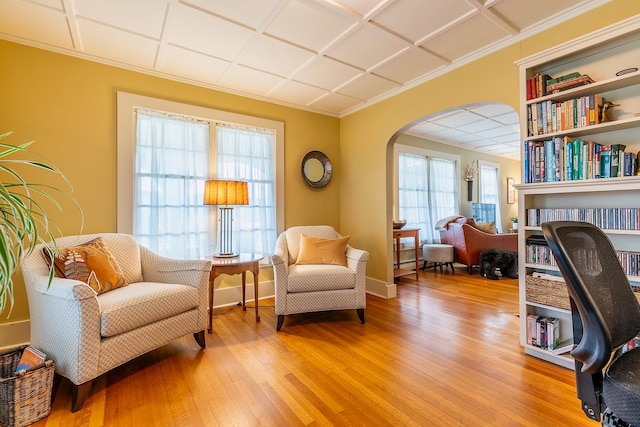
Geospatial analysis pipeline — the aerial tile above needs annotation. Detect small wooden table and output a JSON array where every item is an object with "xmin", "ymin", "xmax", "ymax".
[
  {"xmin": 393, "ymin": 228, "xmax": 420, "ymax": 281},
  {"xmin": 207, "ymin": 253, "xmax": 264, "ymax": 333}
]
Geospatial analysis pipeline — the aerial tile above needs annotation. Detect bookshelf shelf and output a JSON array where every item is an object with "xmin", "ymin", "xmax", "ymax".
[
  {"xmin": 525, "ymin": 70, "xmax": 640, "ymax": 106},
  {"xmin": 525, "ymin": 114, "xmax": 640, "ymax": 142},
  {"xmin": 516, "ymin": 21, "xmax": 640, "ymax": 369}
]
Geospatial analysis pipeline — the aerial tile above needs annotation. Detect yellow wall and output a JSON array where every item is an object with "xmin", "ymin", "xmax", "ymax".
[
  {"xmin": 340, "ymin": 1, "xmax": 640, "ymax": 284},
  {"xmin": 0, "ymin": 41, "xmax": 341, "ymax": 322},
  {"xmin": 2, "ymin": 1, "xmax": 639, "ymax": 322}
]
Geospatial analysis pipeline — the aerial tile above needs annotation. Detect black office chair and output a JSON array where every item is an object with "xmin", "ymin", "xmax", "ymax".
[{"xmin": 542, "ymin": 221, "xmax": 640, "ymax": 426}]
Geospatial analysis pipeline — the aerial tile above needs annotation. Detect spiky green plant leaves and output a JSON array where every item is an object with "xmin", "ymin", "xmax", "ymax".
[{"xmin": 0, "ymin": 131, "xmax": 81, "ymax": 316}]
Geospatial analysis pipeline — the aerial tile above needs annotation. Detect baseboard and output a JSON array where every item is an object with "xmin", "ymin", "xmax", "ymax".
[
  {"xmin": 366, "ymin": 277, "xmax": 396, "ymax": 299},
  {"xmin": 213, "ymin": 280, "xmax": 275, "ymax": 307},
  {"xmin": 0, "ymin": 320, "xmax": 30, "ymax": 352}
]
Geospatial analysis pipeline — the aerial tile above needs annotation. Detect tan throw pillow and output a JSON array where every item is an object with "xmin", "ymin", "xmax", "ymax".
[
  {"xmin": 44, "ymin": 237, "xmax": 128, "ymax": 294},
  {"xmin": 476, "ymin": 221, "xmax": 497, "ymax": 234},
  {"xmin": 296, "ymin": 234, "xmax": 350, "ymax": 266}
]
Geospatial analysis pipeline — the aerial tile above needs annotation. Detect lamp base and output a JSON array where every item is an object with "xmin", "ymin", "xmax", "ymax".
[{"xmin": 213, "ymin": 252, "xmax": 239, "ymax": 258}]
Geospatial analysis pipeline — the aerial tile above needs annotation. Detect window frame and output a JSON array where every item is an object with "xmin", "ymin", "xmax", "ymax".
[
  {"xmin": 116, "ymin": 91, "xmax": 284, "ymax": 240},
  {"xmin": 478, "ymin": 159, "xmax": 502, "ymax": 232},
  {"xmin": 393, "ymin": 143, "xmax": 461, "ymax": 243}
]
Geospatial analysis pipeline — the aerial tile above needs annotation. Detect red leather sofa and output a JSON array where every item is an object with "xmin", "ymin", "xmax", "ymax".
[{"xmin": 437, "ymin": 217, "xmax": 518, "ymax": 274}]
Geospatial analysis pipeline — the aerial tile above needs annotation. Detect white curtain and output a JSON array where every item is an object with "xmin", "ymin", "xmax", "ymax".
[
  {"xmin": 398, "ymin": 153, "xmax": 458, "ymax": 243},
  {"xmin": 216, "ymin": 123, "xmax": 276, "ymax": 259},
  {"xmin": 134, "ymin": 109, "xmax": 211, "ymax": 259},
  {"xmin": 479, "ymin": 165, "xmax": 503, "ymax": 232}
]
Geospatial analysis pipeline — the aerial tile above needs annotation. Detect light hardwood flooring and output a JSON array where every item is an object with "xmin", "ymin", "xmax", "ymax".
[{"xmin": 34, "ymin": 266, "xmax": 593, "ymax": 426}]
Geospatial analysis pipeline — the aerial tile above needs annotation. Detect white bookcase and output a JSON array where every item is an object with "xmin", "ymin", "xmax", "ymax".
[{"xmin": 515, "ymin": 16, "xmax": 640, "ymax": 368}]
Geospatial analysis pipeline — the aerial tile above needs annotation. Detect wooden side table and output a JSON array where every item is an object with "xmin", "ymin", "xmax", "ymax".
[
  {"xmin": 207, "ymin": 253, "xmax": 264, "ymax": 332},
  {"xmin": 393, "ymin": 228, "xmax": 420, "ymax": 281}
]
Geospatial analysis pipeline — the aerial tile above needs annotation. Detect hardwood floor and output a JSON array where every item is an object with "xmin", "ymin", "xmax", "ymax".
[{"xmin": 34, "ymin": 266, "xmax": 593, "ymax": 426}]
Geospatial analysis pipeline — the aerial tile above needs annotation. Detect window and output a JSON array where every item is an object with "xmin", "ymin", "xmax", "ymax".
[
  {"xmin": 478, "ymin": 161, "xmax": 502, "ymax": 232},
  {"xmin": 117, "ymin": 92, "xmax": 284, "ymax": 260},
  {"xmin": 394, "ymin": 145, "xmax": 460, "ymax": 244}
]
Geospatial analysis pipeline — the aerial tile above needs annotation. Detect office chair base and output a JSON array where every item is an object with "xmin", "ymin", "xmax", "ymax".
[{"xmin": 602, "ymin": 408, "xmax": 635, "ymax": 427}]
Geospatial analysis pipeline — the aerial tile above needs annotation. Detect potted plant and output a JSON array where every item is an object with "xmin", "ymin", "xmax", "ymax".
[
  {"xmin": 0, "ymin": 131, "xmax": 79, "ymax": 317},
  {"xmin": 510, "ymin": 217, "xmax": 519, "ymax": 230}
]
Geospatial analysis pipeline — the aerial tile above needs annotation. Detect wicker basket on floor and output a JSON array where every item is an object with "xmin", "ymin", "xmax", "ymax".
[{"xmin": 0, "ymin": 346, "xmax": 55, "ymax": 427}]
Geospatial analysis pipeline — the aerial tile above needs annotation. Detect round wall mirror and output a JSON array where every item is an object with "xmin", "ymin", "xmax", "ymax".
[{"xmin": 301, "ymin": 151, "xmax": 332, "ymax": 188}]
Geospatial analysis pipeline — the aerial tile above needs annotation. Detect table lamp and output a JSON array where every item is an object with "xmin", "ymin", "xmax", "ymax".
[{"xmin": 204, "ymin": 180, "xmax": 248, "ymax": 257}]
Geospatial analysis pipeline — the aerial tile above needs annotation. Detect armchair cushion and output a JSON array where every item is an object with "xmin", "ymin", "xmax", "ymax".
[
  {"xmin": 296, "ymin": 234, "xmax": 350, "ymax": 266},
  {"xmin": 98, "ymin": 282, "xmax": 199, "ymax": 337},
  {"xmin": 287, "ymin": 264, "xmax": 356, "ymax": 293},
  {"xmin": 44, "ymin": 237, "xmax": 127, "ymax": 295}
]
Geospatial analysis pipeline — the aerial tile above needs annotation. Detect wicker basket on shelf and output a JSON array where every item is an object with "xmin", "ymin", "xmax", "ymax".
[
  {"xmin": 0, "ymin": 346, "xmax": 55, "ymax": 427},
  {"xmin": 526, "ymin": 274, "xmax": 640, "ymax": 311},
  {"xmin": 525, "ymin": 275, "xmax": 571, "ymax": 310}
]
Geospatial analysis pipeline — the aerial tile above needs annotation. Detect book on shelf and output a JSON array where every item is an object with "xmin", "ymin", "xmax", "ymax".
[
  {"xmin": 526, "ymin": 95, "xmax": 600, "ymax": 137},
  {"xmin": 524, "ymin": 138, "xmax": 635, "ymax": 183},
  {"xmin": 546, "ymin": 72, "xmax": 581, "ymax": 86},
  {"xmin": 546, "ymin": 74, "xmax": 594, "ymax": 93},
  {"xmin": 610, "ymin": 144, "xmax": 627, "ymax": 178},
  {"xmin": 527, "ymin": 314, "xmax": 560, "ymax": 351},
  {"xmin": 15, "ymin": 345, "xmax": 47, "ymax": 372},
  {"xmin": 527, "ymin": 73, "xmax": 552, "ymax": 100},
  {"xmin": 623, "ymin": 152, "xmax": 638, "ymax": 176}
]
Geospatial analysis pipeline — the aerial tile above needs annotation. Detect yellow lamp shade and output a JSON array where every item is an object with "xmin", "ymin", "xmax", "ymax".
[{"xmin": 204, "ymin": 180, "xmax": 249, "ymax": 206}]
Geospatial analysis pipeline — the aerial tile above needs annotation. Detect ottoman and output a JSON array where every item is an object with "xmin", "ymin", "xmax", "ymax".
[{"xmin": 422, "ymin": 244, "xmax": 454, "ymax": 273}]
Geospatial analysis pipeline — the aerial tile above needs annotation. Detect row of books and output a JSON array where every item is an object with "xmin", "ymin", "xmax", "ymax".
[
  {"xmin": 525, "ymin": 244, "xmax": 557, "ymax": 267},
  {"xmin": 526, "ymin": 313, "xmax": 560, "ymax": 351},
  {"xmin": 526, "ymin": 71, "xmax": 593, "ymax": 100},
  {"xmin": 526, "ymin": 208, "xmax": 640, "ymax": 230},
  {"xmin": 526, "ymin": 94, "xmax": 601, "ymax": 137},
  {"xmin": 524, "ymin": 138, "xmax": 635, "ymax": 183},
  {"xmin": 526, "ymin": 243, "xmax": 640, "ymax": 277}
]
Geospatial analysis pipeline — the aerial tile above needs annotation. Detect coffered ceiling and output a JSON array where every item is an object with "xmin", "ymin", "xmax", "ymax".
[{"xmin": 0, "ymin": 0, "xmax": 609, "ymax": 159}]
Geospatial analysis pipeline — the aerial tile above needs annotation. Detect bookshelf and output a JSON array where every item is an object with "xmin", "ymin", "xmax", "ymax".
[{"xmin": 515, "ymin": 17, "xmax": 640, "ymax": 369}]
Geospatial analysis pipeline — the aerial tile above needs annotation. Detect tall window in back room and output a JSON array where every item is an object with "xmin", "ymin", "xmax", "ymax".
[
  {"xmin": 478, "ymin": 161, "xmax": 502, "ymax": 232},
  {"xmin": 394, "ymin": 145, "xmax": 460, "ymax": 245},
  {"xmin": 117, "ymin": 92, "xmax": 284, "ymax": 261}
]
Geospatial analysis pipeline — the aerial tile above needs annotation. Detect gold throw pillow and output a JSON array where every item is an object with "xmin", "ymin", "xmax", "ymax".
[
  {"xmin": 476, "ymin": 221, "xmax": 497, "ymax": 234},
  {"xmin": 296, "ymin": 234, "xmax": 350, "ymax": 266},
  {"xmin": 44, "ymin": 237, "xmax": 128, "ymax": 294}
]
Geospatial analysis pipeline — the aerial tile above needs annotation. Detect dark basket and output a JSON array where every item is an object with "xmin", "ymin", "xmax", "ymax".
[{"xmin": 0, "ymin": 346, "xmax": 55, "ymax": 427}]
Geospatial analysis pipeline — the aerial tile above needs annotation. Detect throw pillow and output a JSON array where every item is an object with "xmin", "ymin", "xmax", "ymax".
[
  {"xmin": 43, "ymin": 237, "xmax": 128, "ymax": 294},
  {"xmin": 476, "ymin": 221, "xmax": 497, "ymax": 234},
  {"xmin": 295, "ymin": 234, "xmax": 350, "ymax": 266}
]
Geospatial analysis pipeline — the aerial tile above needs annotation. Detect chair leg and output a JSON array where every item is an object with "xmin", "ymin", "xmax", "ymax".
[
  {"xmin": 193, "ymin": 330, "xmax": 206, "ymax": 348},
  {"xmin": 356, "ymin": 308, "xmax": 365, "ymax": 323},
  {"xmin": 71, "ymin": 380, "xmax": 92, "ymax": 412},
  {"xmin": 276, "ymin": 315, "xmax": 285, "ymax": 331},
  {"xmin": 467, "ymin": 265, "xmax": 473, "ymax": 274}
]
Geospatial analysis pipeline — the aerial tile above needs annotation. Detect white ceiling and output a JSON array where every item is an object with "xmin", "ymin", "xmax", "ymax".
[
  {"xmin": 0, "ymin": 0, "xmax": 609, "ymax": 159},
  {"xmin": 405, "ymin": 102, "xmax": 521, "ymax": 159}
]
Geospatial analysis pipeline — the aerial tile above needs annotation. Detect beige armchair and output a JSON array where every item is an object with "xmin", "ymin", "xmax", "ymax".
[
  {"xmin": 271, "ymin": 226, "xmax": 369, "ymax": 331},
  {"xmin": 21, "ymin": 233, "xmax": 212, "ymax": 412}
]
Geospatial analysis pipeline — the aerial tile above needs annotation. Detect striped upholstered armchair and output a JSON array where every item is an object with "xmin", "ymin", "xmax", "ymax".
[
  {"xmin": 21, "ymin": 233, "xmax": 212, "ymax": 412},
  {"xmin": 271, "ymin": 225, "xmax": 369, "ymax": 331}
]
